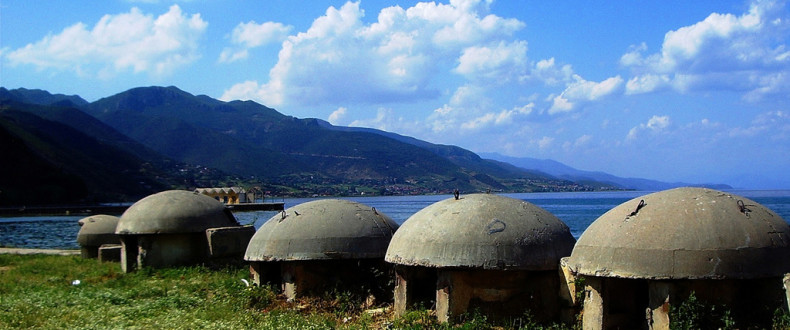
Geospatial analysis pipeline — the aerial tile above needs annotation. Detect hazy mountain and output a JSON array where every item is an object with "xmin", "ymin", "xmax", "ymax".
[{"xmin": 479, "ymin": 152, "xmax": 732, "ymax": 191}]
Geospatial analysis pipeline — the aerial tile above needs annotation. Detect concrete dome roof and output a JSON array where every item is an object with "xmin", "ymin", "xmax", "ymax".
[
  {"xmin": 385, "ymin": 194, "xmax": 576, "ymax": 270},
  {"xmin": 116, "ymin": 190, "xmax": 239, "ymax": 235},
  {"xmin": 568, "ymin": 187, "xmax": 790, "ymax": 279},
  {"xmin": 77, "ymin": 214, "xmax": 120, "ymax": 247},
  {"xmin": 244, "ymin": 199, "xmax": 399, "ymax": 261}
]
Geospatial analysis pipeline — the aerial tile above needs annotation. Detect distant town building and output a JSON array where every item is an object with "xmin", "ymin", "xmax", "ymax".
[{"xmin": 195, "ymin": 187, "xmax": 256, "ymax": 204}]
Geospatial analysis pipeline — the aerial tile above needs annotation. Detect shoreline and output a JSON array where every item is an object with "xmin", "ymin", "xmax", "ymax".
[{"xmin": 0, "ymin": 248, "xmax": 80, "ymax": 256}]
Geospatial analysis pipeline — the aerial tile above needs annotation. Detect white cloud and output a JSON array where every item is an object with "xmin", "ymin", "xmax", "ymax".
[
  {"xmin": 625, "ymin": 74, "xmax": 671, "ymax": 95},
  {"xmin": 219, "ymin": 21, "xmax": 292, "ymax": 63},
  {"xmin": 221, "ymin": 0, "xmax": 526, "ymax": 107},
  {"xmin": 328, "ymin": 107, "xmax": 348, "ymax": 125},
  {"xmin": 454, "ymin": 40, "xmax": 527, "ymax": 81},
  {"xmin": 348, "ymin": 107, "xmax": 419, "ymax": 133},
  {"xmin": 729, "ymin": 110, "xmax": 790, "ymax": 138},
  {"xmin": 626, "ymin": 115, "xmax": 671, "ymax": 141},
  {"xmin": 549, "ymin": 75, "xmax": 624, "ymax": 114},
  {"xmin": 6, "ymin": 5, "xmax": 206, "ymax": 78},
  {"xmin": 537, "ymin": 136, "xmax": 554, "ymax": 150},
  {"xmin": 531, "ymin": 58, "xmax": 574, "ymax": 86},
  {"xmin": 621, "ymin": 0, "xmax": 790, "ymax": 97}
]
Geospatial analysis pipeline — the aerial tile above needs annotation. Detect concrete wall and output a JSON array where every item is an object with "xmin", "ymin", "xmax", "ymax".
[
  {"xmin": 120, "ymin": 233, "xmax": 208, "ymax": 272},
  {"xmin": 580, "ymin": 276, "xmax": 786, "ymax": 329}
]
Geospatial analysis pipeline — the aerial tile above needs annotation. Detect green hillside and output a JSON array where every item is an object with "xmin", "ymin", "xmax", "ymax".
[
  {"xmin": 0, "ymin": 107, "xmax": 165, "ymax": 205},
  {"xmin": 0, "ymin": 86, "xmax": 616, "ymax": 204},
  {"xmin": 84, "ymin": 86, "xmax": 546, "ymax": 193}
]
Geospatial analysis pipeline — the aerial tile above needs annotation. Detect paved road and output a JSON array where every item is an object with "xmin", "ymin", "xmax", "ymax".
[{"xmin": 0, "ymin": 248, "xmax": 80, "ymax": 256}]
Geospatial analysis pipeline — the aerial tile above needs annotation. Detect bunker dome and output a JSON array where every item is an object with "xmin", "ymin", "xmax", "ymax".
[
  {"xmin": 385, "ymin": 193, "xmax": 576, "ymax": 323},
  {"xmin": 117, "ymin": 190, "xmax": 253, "ymax": 272},
  {"xmin": 566, "ymin": 187, "xmax": 790, "ymax": 329},
  {"xmin": 245, "ymin": 199, "xmax": 399, "ymax": 300},
  {"xmin": 117, "ymin": 190, "xmax": 238, "ymax": 235},
  {"xmin": 77, "ymin": 214, "xmax": 120, "ymax": 259}
]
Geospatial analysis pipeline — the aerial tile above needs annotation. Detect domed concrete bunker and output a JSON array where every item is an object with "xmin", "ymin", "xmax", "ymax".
[
  {"xmin": 566, "ymin": 187, "xmax": 790, "ymax": 329},
  {"xmin": 385, "ymin": 193, "xmax": 576, "ymax": 323},
  {"xmin": 77, "ymin": 214, "xmax": 120, "ymax": 260},
  {"xmin": 244, "ymin": 199, "xmax": 399, "ymax": 301},
  {"xmin": 116, "ymin": 190, "xmax": 255, "ymax": 272}
]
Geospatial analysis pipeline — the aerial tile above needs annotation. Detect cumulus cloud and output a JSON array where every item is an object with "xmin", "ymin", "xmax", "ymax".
[
  {"xmin": 536, "ymin": 136, "xmax": 554, "ymax": 150},
  {"xmin": 5, "ymin": 5, "xmax": 206, "ymax": 78},
  {"xmin": 626, "ymin": 115, "xmax": 671, "ymax": 141},
  {"xmin": 348, "ymin": 107, "xmax": 418, "ymax": 133},
  {"xmin": 549, "ymin": 75, "xmax": 624, "ymax": 114},
  {"xmin": 621, "ymin": 0, "xmax": 790, "ymax": 98},
  {"xmin": 218, "ymin": 21, "xmax": 292, "ymax": 63},
  {"xmin": 221, "ymin": 0, "xmax": 526, "ymax": 106},
  {"xmin": 328, "ymin": 107, "xmax": 348, "ymax": 125},
  {"xmin": 562, "ymin": 134, "xmax": 593, "ymax": 151},
  {"xmin": 729, "ymin": 110, "xmax": 790, "ymax": 138},
  {"xmin": 454, "ymin": 40, "xmax": 527, "ymax": 81}
]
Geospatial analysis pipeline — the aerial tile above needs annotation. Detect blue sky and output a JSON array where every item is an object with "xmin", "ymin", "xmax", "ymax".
[{"xmin": 2, "ymin": 0, "xmax": 789, "ymax": 189}]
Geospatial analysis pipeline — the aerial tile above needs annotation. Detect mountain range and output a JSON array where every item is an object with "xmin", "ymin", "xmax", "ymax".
[{"xmin": 0, "ymin": 86, "xmax": 728, "ymax": 205}]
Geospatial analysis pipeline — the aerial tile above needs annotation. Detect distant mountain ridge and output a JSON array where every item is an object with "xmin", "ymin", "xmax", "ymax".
[
  {"xmin": 80, "ymin": 86, "xmax": 602, "ymax": 193},
  {"xmin": 0, "ymin": 85, "xmax": 729, "ymax": 204},
  {"xmin": 478, "ymin": 152, "xmax": 732, "ymax": 191}
]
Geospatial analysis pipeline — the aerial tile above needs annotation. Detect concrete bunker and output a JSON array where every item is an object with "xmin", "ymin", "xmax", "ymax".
[
  {"xmin": 244, "ymin": 199, "xmax": 399, "ymax": 302},
  {"xmin": 385, "ymin": 193, "xmax": 576, "ymax": 323},
  {"xmin": 76, "ymin": 214, "xmax": 120, "ymax": 260},
  {"xmin": 566, "ymin": 187, "xmax": 790, "ymax": 329},
  {"xmin": 116, "ymin": 190, "xmax": 255, "ymax": 273}
]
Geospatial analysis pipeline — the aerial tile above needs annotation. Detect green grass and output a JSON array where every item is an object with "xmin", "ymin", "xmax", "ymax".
[
  {"xmin": 0, "ymin": 254, "xmax": 327, "ymax": 329},
  {"xmin": 0, "ymin": 254, "xmax": 527, "ymax": 329},
  {"xmin": 8, "ymin": 254, "xmax": 784, "ymax": 329}
]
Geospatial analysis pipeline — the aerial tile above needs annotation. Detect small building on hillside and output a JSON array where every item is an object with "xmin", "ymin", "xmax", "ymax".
[{"xmin": 195, "ymin": 187, "xmax": 250, "ymax": 204}]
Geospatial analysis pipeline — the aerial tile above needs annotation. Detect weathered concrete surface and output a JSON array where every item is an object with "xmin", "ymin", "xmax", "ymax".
[
  {"xmin": 98, "ymin": 244, "xmax": 121, "ymax": 262},
  {"xmin": 393, "ymin": 265, "xmax": 437, "ymax": 317},
  {"xmin": 386, "ymin": 193, "xmax": 575, "ymax": 270},
  {"xmin": 206, "ymin": 225, "xmax": 255, "ymax": 258},
  {"xmin": 120, "ymin": 233, "xmax": 208, "ymax": 272},
  {"xmin": 276, "ymin": 260, "xmax": 392, "ymax": 301},
  {"xmin": 568, "ymin": 187, "xmax": 790, "ymax": 279},
  {"xmin": 784, "ymin": 273, "xmax": 790, "ymax": 312},
  {"xmin": 77, "ymin": 214, "xmax": 120, "ymax": 258},
  {"xmin": 249, "ymin": 262, "xmax": 282, "ymax": 286},
  {"xmin": 582, "ymin": 277, "xmax": 605, "ymax": 330},
  {"xmin": 558, "ymin": 257, "xmax": 579, "ymax": 324},
  {"xmin": 435, "ymin": 268, "xmax": 560, "ymax": 323},
  {"xmin": 245, "ymin": 199, "xmax": 398, "ymax": 261},
  {"xmin": 116, "ymin": 190, "xmax": 239, "ymax": 235},
  {"xmin": 0, "ymin": 248, "xmax": 79, "ymax": 256},
  {"xmin": 581, "ymin": 276, "xmax": 786, "ymax": 329},
  {"xmin": 647, "ymin": 281, "xmax": 671, "ymax": 330}
]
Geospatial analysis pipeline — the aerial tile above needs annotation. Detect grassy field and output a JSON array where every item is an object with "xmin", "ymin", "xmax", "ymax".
[
  {"xmin": 0, "ymin": 254, "xmax": 539, "ymax": 329},
  {"xmin": 3, "ymin": 254, "xmax": 788, "ymax": 329}
]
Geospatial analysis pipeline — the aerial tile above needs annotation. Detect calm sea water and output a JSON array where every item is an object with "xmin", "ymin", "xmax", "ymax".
[{"xmin": 2, "ymin": 190, "xmax": 790, "ymax": 249}]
